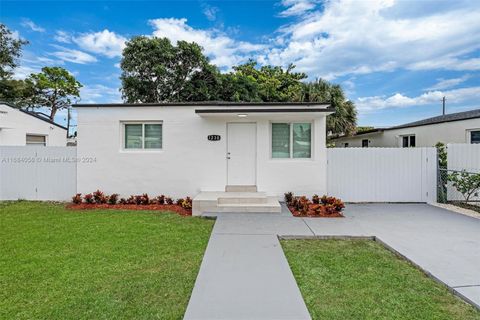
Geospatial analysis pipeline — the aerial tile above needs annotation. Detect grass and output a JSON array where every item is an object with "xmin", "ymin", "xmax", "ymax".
[
  {"xmin": 282, "ymin": 239, "xmax": 480, "ymax": 320},
  {"xmin": 0, "ymin": 201, "xmax": 214, "ymax": 320}
]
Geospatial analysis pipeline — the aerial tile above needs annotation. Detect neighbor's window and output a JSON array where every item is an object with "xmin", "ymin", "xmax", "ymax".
[
  {"xmin": 402, "ymin": 135, "xmax": 416, "ymax": 148},
  {"xmin": 470, "ymin": 130, "xmax": 480, "ymax": 144},
  {"xmin": 272, "ymin": 122, "xmax": 311, "ymax": 159},
  {"xmin": 26, "ymin": 134, "xmax": 46, "ymax": 146},
  {"xmin": 124, "ymin": 122, "xmax": 162, "ymax": 150}
]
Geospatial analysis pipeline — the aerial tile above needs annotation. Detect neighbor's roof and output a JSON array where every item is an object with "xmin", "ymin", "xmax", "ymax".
[
  {"xmin": 388, "ymin": 108, "xmax": 480, "ymax": 130},
  {"xmin": 333, "ymin": 108, "xmax": 480, "ymax": 140},
  {"xmin": 0, "ymin": 101, "xmax": 68, "ymax": 130}
]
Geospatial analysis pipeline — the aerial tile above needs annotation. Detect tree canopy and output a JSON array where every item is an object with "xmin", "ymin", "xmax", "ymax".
[
  {"xmin": 0, "ymin": 23, "xmax": 28, "ymax": 80},
  {"xmin": 120, "ymin": 36, "xmax": 220, "ymax": 103},
  {"xmin": 120, "ymin": 36, "xmax": 358, "ymax": 135},
  {"xmin": 27, "ymin": 67, "xmax": 82, "ymax": 120}
]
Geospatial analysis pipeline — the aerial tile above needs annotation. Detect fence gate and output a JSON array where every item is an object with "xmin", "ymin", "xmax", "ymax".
[
  {"xmin": 327, "ymin": 147, "xmax": 437, "ymax": 203},
  {"xmin": 0, "ymin": 146, "xmax": 77, "ymax": 201}
]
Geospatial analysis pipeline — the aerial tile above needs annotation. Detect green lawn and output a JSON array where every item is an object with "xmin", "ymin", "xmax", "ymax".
[
  {"xmin": 282, "ymin": 239, "xmax": 480, "ymax": 320},
  {"xmin": 0, "ymin": 201, "xmax": 214, "ymax": 320}
]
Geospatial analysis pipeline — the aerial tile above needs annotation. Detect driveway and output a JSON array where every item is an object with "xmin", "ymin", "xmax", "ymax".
[{"xmin": 184, "ymin": 204, "xmax": 480, "ymax": 319}]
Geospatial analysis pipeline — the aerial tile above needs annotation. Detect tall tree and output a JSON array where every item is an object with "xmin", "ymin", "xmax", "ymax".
[
  {"xmin": 27, "ymin": 67, "xmax": 82, "ymax": 120},
  {"xmin": 220, "ymin": 61, "xmax": 307, "ymax": 102},
  {"xmin": 0, "ymin": 23, "xmax": 28, "ymax": 80},
  {"xmin": 299, "ymin": 79, "xmax": 357, "ymax": 136},
  {"xmin": 120, "ymin": 36, "xmax": 220, "ymax": 103}
]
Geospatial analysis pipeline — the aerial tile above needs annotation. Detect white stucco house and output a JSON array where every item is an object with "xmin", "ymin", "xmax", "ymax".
[
  {"xmin": 75, "ymin": 102, "xmax": 333, "ymax": 215},
  {"xmin": 332, "ymin": 108, "xmax": 480, "ymax": 148},
  {"xmin": 0, "ymin": 102, "xmax": 67, "ymax": 146}
]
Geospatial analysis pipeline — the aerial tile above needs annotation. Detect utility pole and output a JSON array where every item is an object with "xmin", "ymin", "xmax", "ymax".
[
  {"xmin": 66, "ymin": 107, "xmax": 71, "ymax": 138},
  {"xmin": 442, "ymin": 96, "xmax": 446, "ymax": 115}
]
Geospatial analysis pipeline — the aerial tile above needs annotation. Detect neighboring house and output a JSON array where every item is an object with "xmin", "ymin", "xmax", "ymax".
[
  {"xmin": 0, "ymin": 102, "xmax": 67, "ymax": 146},
  {"xmin": 75, "ymin": 102, "xmax": 333, "ymax": 214},
  {"xmin": 333, "ymin": 108, "xmax": 480, "ymax": 148}
]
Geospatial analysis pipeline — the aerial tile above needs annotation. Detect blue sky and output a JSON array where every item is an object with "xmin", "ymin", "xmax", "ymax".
[{"xmin": 1, "ymin": 0, "xmax": 480, "ymax": 130}]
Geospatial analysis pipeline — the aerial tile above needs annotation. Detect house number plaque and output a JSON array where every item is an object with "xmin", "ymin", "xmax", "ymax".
[{"xmin": 207, "ymin": 135, "xmax": 221, "ymax": 141}]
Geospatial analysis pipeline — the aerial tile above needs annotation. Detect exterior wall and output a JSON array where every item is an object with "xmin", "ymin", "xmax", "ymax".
[
  {"xmin": 76, "ymin": 106, "xmax": 328, "ymax": 199},
  {"xmin": 333, "ymin": 118, "xmax": 480, "ymax": 148},
  {"xmin": 0, "ymin": 103, "xmax": 67, "ymax": 146}
]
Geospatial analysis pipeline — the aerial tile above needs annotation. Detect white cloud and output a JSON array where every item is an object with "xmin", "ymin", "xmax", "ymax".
[
  {"xmin": 356, "ymin": 86, "xmax": 480, "ymax": 111},
  {"xmin": 279, "ymin": 0, "xmax": 316, "ymax": 17},
  {"xmin": 73, "ymin": 29, "xmax": 127, "ymax": 58},
  {"xmin": 50, "ymin": 45, "xmax": 97, "ymax": 64},
  {"xmin": 203, "ymin": 5, "xmax": 219, "ymax": 21},
  {"xmin": 263, "ymin": 0, "xmax": 480, "ymax": 79},
  {"xmin": 149, "ymin": 18, "xmax": 265, "ymax": 68},
  {"xmin": 54, "ymin": 30, "xmax": 72, "ymax": 43},
  {"xmin": 80, "ymin": 84, "xmax": 121, "ymax": 104},
  {"xmin": 425, "ymin": 75, "xmax": 471, "ymax": 91},
  {"xmin": 21, "ymin": 19, "xmax": 45, "ymax": 32}
]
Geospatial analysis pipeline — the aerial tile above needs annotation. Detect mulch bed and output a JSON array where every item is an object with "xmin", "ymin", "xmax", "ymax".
[
  {"xmin": 288, "ymin": 206, "xmax": 344, "ymax": 218},
  {"xmin": 66, "ymin": 203, "xmax": 192, "ymax": 216}
]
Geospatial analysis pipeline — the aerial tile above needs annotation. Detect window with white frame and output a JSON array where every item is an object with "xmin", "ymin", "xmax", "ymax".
[
  {"xmin": 26, "ymin": 134, "xmax": 46, "ymax": 146},
  {"xmin": 401, "ymin": 135, "xmax": 416, "ymax": 147},
  {"xmin": 271, "ymin": 122, "xmax": 311, "ymax": 158},
  {"xmin": 123, "ymin": 122, "xmax": 162, "ymax": 150},
  {"xmin": 471, "ymin": 130, "xmax": 480, "ymax": 144}
]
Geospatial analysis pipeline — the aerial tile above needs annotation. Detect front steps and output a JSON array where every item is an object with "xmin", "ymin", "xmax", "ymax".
[{"xmin": 192, "ymin": 189, "xmax": 281, "ymax": 216}]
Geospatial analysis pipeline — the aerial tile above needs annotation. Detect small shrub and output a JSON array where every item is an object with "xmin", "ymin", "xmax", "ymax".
[
  {"xmin": 284, "ymin": 192, "xmax": 293, "ymax": 205},
  {"xmin": 93, "ymin": 190, "xmax": 107, "ymax": 204},
  {"xmin": 312, "ymin": 194, "xmax": 320, "ymax": 204},
  {"xmin": 156, "ymin": 195, "xmax": 165, "ymax": 204},
  {"xmin": 165, "ymin": 197, "xmax": 174, "ymax": 205},
  {"xmin": 72, "ymin": 193, "xmax": 82, "ymax": 204},
  {"xmin": 176, "ymin": 198, "xmax": 184, "ymax": 205},
  {"xmin": 140, "ymin": 193, "xmax": 150, "ymax": 205},
  {"xmin": 84, "ymin": 193, "xmax": 94, "ymax": 204},
  {"xmin": 108, "ymin": 193, "xmax": 119, "ymax": 205},
  {"xmin": 181, "ymin": 197, "xmax": 192, "ymax": 210},
  {"xmin": 320, "ymin": 195, "xmax": 336, "ymax": 205},
  {"xmin": 126, "ymin": 195, "xmax": 136, "ymax": 204},
  {"xmin": 297, "ymin": 196, "xmax": 311, "ymax": 215},
  {"xmin": 332, "ymin": 198, "xmax": 345, "ymax": 211},
  {"xmin": 119, "ymin": 198, "xmax": 127, "ymax": 205}
]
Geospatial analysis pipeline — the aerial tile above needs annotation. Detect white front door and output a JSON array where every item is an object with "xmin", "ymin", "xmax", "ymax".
[{"xmin": 227, "ymin": 123, "xmax": 256, "ymax": 185}]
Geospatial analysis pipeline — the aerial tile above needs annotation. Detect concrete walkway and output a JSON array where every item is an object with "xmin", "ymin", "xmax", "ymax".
[{"xmin": 184, "ymin": 204, "xmax": 480, "ymax": 319}]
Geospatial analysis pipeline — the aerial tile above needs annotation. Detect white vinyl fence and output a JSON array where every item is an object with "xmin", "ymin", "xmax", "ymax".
[
  {"xmin": 0, "ymin": 146, "xmax": 76, "ymax": 200},
  {"xmin": 445, "ymin": 143, "xmax": 480, "ymax": 202},
  {"xmin": 327, "ymin": 148, "xmax": 437, "ymax": 202},
  {"xmin": 447, "ymin": 143, "xmax": 480, "ymax": 173}
]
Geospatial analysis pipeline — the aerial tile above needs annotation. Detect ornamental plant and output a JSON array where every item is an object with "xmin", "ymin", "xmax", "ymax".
[
  {"xmin": 181, "ymin": 197, "xmax": 193, "ymax": 210},
  {"xmin": 448, "ymin": 170, "xmax": 480, "ymax": 203},
  {"xmin": 312, "ymin": 194, "xmax": 320, "ymax": 204},
  {"xmin": 84, "ymin": 193, "xmax": 94, "ymax": 204},
  {"xmin": 108, "ymin": 193, "xmax": 119, "ymax": 205},
  {"xmin": 93, "ymin": 190, "xmax": 107, "ymax": 204},
  {"xmin": 72, "ymin": 193, "xmax": 82, "ymax": 204},
  {"xmin": 165, "ymin": 197, "xmax": 174, "ymax": 205},
  {"xmin": 284, "ymin": 192, "xmax": 293, "ymax": 205}
]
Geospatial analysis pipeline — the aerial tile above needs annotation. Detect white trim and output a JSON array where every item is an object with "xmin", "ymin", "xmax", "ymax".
[
  {"xmin": 466, "ymin": 128, "xmax": 480, "ymax": 144},
  {"xmin": 120, "ymin": 121, "xmax": 163, "ymax": 152},
  {"xmin": 269, "ymin": 121, "xmax": 314, "ymax": 160}
]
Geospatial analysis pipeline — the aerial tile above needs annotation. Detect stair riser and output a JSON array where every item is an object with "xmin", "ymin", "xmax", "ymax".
[
  {"xmin": 218, "ymin": 197, "xmax": 268, "ymax": 205},
  {"xmin": 225, "ymin": 185, "xmax": 257, "ymax": 192}
]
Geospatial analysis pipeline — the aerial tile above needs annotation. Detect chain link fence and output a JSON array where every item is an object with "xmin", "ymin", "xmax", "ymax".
[{"xmin": 437, "ymin": 168, "xmax": 480, "ymax": 212}]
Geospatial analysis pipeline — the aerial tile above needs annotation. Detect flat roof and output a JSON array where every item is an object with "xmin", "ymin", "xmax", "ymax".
[{"xmin": 74, "ymin": 101, "xmax": 331, "ymax": 108}]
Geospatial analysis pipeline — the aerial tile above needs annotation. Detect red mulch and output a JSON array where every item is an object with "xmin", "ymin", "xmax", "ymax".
[
  {"xmin": 66, "ymin": 203, "xmax": 192, "ymax": 216},
  {"xmin": 288, "ymin": 206, "xmax": 344, "ymax": 218}
]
